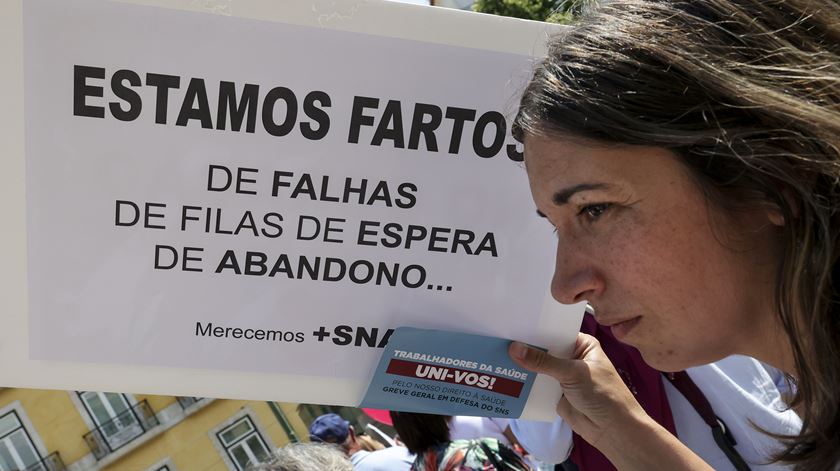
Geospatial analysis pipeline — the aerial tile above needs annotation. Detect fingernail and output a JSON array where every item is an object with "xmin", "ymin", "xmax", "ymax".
[{"xmin": 510, "ymin": 341, "xmax": 528, "ymax": 360}]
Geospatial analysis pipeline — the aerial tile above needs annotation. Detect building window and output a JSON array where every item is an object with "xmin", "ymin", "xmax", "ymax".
[
  {"xmin": 145, "ymin": 457, "xmax": 176, "ymax": 471},
  {"xmin": 216, "ymin": 417, "xmax": 271, "ymax": 471},
  {"xmin": 0, "ymin": 411, "xmax": 42, "ymax": 471},
  {"xmin": 78, "ymin": 392, "xmax": 142, "ymax": 449},
  {"xmin": 76, "ymin": 392, "xmax": 159, "ymax": 460},
  {"xmin": 176, "ymin": 397, "xmax": 203, "ymax": 410}
]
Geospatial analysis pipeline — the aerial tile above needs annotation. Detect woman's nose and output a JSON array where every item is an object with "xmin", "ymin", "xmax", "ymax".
[{"xmin": 550, "ymin": 239, "xmax": 604, "ymax": 305}]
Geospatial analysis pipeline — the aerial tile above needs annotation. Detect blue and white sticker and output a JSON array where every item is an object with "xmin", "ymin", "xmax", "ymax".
[{"xmin": 360, "ymin": 327, "xmax": 538, "ymax": 418}]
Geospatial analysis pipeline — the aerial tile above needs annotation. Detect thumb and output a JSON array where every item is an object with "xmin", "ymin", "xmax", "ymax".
[
  {"xmin": 509, "ymin": 333, "xmax": 603, "ymax": 379},
  {"xmin": 508, "ymin": 341, "xmax": 571, "ymax": 378}
]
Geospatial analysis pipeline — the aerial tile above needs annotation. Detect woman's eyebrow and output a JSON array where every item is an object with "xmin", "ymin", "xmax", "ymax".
[
  {"xmin": 552, "ymin": 182, "xmax": 612, "ymax": 206},
  {"xmin": 536, "ymin": 182, "xmax": 614, "ymax": 217}
]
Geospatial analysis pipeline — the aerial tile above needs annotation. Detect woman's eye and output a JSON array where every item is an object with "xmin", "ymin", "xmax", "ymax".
[{"xmin": 579, "ymin": 203, "xmax": 612, "ymax": 221}]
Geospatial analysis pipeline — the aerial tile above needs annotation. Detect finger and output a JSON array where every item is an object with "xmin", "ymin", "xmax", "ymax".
[
  {"xmin": 556, "ymin": 394, "xmax": 575, "ymax": 422},
  {"xmin": 556, "ymin": 395, "xmax": 599, "ymax": 443},
  {"xmin": 556, "ymin": 395, "xmax": 594, "ymax": 437},
  {"xmin": 509, "ymin": 341, "xmax": 571, "ymax": 377},
  {"xmin": 572, "ymin": 333, "xmax": 603, "ymax": 360}
]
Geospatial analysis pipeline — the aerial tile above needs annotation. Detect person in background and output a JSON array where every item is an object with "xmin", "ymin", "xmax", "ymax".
[
  {"xmin": 248, "ymin": 442, "xmax": 352, "ymax": 471},
  {"xmin": 447, "ymin": 415, "xmax": 537, "ymax": 467},
  {"xmin": 357, "ymin": 434, "xmax": 386, "ymax": 452},
  {"xmin": 309, "ymin": 413, "xmax": 413, "ymax": 471},
  {"xmin": 390, "ymin": 411, "xmax": 533, "ymax": 471},
  {"xmin": 447, "ymin": 416, "xmax": 516, "ymax": 447}
]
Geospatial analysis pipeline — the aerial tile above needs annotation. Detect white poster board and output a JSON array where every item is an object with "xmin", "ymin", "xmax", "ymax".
[{"xmin": 0, "ymin": 0, "xmax": 582, "ymax": 419}]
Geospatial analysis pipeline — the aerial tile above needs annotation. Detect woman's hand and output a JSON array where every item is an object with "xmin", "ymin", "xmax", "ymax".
[
  {"xmin": 509, "ymin": 333, "xmax": 645, "ymax": 449},
  {"xmin": 509, "ymin": 334, "xmax": 713, "ymax": 470}
]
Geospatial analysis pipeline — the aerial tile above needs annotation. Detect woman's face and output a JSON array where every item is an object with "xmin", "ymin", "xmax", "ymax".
[{"xmin": 524, "ymin": 134, "xmax": 782, "ymax": 371}]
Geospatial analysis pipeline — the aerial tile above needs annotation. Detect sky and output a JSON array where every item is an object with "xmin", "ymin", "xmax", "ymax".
[{"xmin": 385, "ymin": 0, "xmax": 431, "ymax": 5}]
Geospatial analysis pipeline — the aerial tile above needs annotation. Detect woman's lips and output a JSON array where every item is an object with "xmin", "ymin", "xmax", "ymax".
[{"xmin": 609, "ymin": 316, "xmax": 641, "ymax": 340}]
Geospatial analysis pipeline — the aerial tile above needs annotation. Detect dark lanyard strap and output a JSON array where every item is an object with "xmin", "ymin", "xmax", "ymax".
[
  {"xmin": 478, "ymin": 440, "xmax": 504, "ymax": 469},
  {"xmin": 664, "ymin": 371, "xmax": 752, "ymax": 471}
]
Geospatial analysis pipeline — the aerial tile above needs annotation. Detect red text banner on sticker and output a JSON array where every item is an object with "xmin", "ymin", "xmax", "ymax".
[{"xmin": 386, "ymin": 359, "xmax": 525, "ymax": 397}]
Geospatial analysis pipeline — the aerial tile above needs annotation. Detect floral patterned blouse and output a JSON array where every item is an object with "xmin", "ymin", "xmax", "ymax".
[{"xmin": 410, "ymin": 438, "xmax": 532, "ymax": 471}]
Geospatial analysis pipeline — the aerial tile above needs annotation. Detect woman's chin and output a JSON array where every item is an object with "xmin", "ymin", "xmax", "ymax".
[{"xmin": 638, "ymin": 348, "xmax": 699, "ymax": 373}]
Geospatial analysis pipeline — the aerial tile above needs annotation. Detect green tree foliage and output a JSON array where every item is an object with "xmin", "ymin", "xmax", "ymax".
[{"xmin": 471, "ymin": 0, "xmax": 586, "ymax": 23}]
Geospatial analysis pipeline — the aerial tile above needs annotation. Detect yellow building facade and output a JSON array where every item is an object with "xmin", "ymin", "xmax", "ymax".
[{"xmin": 0, "ymin": 388, "xmax": 327, "ymax": 471}]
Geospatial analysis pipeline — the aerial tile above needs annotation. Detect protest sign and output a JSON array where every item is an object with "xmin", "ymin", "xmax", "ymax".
[
  {"xmin": 0, "ymin": 0, "xmax": 583, "ymax": 418},
  {"xmin": 361, "ymin": 328, "xmax": 540, "ymax": 418}
]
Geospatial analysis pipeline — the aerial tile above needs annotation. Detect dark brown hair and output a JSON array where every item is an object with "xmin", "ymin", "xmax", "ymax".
[
  {"xmin": 389, "ymin": 412, "xmax": 450, "ymax": 455},
  {"xmin": 514, "ymin": 1, "xmax": 840, "ymax": 469}
]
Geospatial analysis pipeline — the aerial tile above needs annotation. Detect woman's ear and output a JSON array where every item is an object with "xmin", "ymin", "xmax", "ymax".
[
  {"xmin": 766, "ymin": 188, "xmax": 798, "ymax": 227},
  {"xmin": 767, "ymin": 206, "xmax": 785, "ymax": 227}
]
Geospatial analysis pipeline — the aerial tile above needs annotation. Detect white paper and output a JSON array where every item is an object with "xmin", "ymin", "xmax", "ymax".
[{"xmin": 2, "ymin": 0, "xmax": 578, "ymax": 420}]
